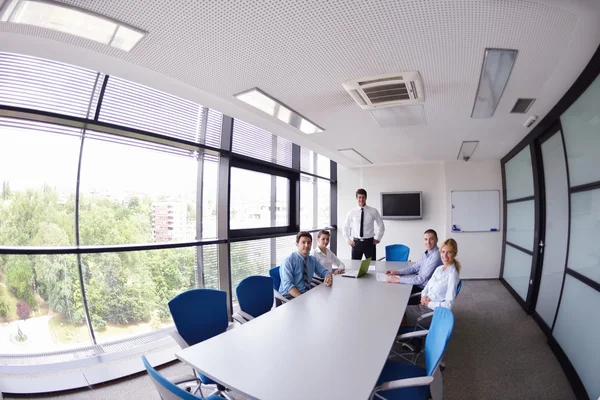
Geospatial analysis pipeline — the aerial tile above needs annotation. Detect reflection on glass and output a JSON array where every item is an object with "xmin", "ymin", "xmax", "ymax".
[
  {"xmin": 79, "ymin": 133, "xmax": 199, "ymax": 245},
  {"xmin": 561, "ymin": 74, "xmax": 600, "ymax": 187},
  {"xmin": 0, "ymin": 254, "xmax": 90, "ymax": 354},
  {"xmin": 568, "ymin": 189, "xmax": 600, "ymax": 284},
  {"xmin": 504, "ymin": 146, "xmax": 534, "ymax": 200},
  {"xmin": 506, "ymin": 201, "xmax": 535, "ymax": 251},
  {"xmin": 0, "ymin": 121, "xmax": 80, "ymax": 246},
  {"xmin": 230, "ymin": 168, "xmax": 289, "ymax": 229},
  {"xmin": 502, "ymin": 245, "xmax": 532, "ymax": 301},
  {"xmin": 80, "ymin": 246, "xmax": 216, "ymax": 343}
]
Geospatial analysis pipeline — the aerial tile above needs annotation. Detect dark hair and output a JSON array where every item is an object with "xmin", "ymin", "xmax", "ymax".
[
  {"xmin": 317, "ymin": 230, "xmax": 330, "ymax": 239},
  {"xmin": 356, "ymin": 188, "xmax": 367, "ymax": 198},
  {"xmin": 296, "ymin": 231, "xmax": 313, "ymax": 243},
  {"xmin": 424, "ymin": 229, "xmax": 438, "ymax": 239}
]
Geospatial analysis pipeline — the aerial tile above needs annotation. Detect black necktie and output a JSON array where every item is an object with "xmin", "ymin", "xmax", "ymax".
[
  {"xmin": 359, "ymin": 208, "xmax": 364, "ymax": 238},
  {"xmin": 303, "ymin": 257, "xmax": 311, "ymax": 292}
]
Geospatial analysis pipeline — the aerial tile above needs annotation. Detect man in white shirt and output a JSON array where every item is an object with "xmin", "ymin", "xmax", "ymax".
[
  {"xmin": 385, "ymin": 229, "xmax": 441, "ymax": 304},
  {"xmin": 312, "ymin": 230, "xmax": 345, "ymax": 274},
  {"xmin": 343, "ymin": 188, "xmax": 385, "ymax": 260}
]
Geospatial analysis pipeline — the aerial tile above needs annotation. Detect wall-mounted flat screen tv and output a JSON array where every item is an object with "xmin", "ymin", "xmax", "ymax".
[{"xmin": 381, "ymin": 192, "xmax": 422, "ymax": 220}]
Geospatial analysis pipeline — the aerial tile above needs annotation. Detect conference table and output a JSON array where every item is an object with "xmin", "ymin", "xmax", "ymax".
[{"xmin": 176, "ymin": 259, "xmax": 413, "ymax": 400}]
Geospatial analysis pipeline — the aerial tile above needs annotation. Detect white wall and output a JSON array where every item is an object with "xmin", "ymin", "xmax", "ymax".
[{"xmin": 337, "ymin": 160, "xmax": 502, "ymax": 279}]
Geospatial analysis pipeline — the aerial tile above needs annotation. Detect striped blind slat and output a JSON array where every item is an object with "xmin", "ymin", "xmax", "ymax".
[
  {"xmin": 84, "ymin": 131, "xmax": 197, "ymax": 159},
  {"xmin": 201, "ymin": 245, "xmax": 219, "ymax": 290},
  {"xmin": 0, "ymin": 116, "xmax": 83, "ymax": 138},
  {"xmin": 232, "ymin": 120, "xmax": 293, "ymax": 168},
  {"xmin": 0, "ymin": 52, "xmax": 101, "ymax": 118}
]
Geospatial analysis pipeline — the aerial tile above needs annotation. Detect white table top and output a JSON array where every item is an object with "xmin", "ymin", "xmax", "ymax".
[{"xmin": 176, "ymin": 259, "xmax": 412, "ymax": 400}]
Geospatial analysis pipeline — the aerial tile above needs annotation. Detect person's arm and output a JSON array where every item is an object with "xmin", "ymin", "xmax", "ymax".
[
  {"xmin": 399, "ymin": 255, "xmax": 438, "ymax": 285},
  {"xmin": 279, "ymin": 257, "xmax": 298, "ymax": 296},
  {"xmin": 373, "ymin": 208, "xmax": 385, "ymax": 242},
  {"xmin": 397, "ymin": 259, "xmax": 421, "ymax": 276},
  {"xmin": 342, "ymin": 211, "xmax": 354, "ymax": 245},
  {"xmin": 313, "ymin": 258, "xmax": 333, "ymax": 286},
  {"xmin": 330, "ymin": 251, "xmax": 345, "ymax": 271},
  {"xmin": 427, "ymin": 270, "xmax": 459, "ymax": 310},
  {"xmin": 420, "ymin": 270, "xmax": 435, "ymax": 298}
]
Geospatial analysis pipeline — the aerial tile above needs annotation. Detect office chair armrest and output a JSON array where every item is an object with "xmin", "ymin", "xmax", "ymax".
[
  {"xmin": 417, "ymin": 311, "xmax": 434, "ymax": 321},
  {"xmin": 410, "ymin": 291, "xmax": 422, "ymax": 298},
  {"xmin": 374, "ymin": 376, "xmax": 434, "ymax": 392},
  {"xmin": 232, "ymin": 313, "xmax": 247, "ymax": 324},
  {"xmin": 396, "ymin": 329, "xmax": 429, "ymax": 341},
  {"xmin": 377, "ymin": 256, "xmax": 386, "ymax": 261},
  {"xmin": 170, "ymin": 330, "xmax": 189, "ymax": 349},
  {"xmin": 238, "ymin": 310, "xmax": 254, "ymax": 321},
  {"xmin": 169, "ymin": 373, "xmax": 200, "ymax": 386},
  {"xmin": 274, "ymin": 290, "xmax": 289, "ymax": 303}
]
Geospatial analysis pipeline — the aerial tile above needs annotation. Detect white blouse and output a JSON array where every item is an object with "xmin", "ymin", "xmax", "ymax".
[
  {"xmin": 311, "ymin": 247, "xmax": 345, "ymax": 272},
  {"xmin": 421, "ymin": 264, "xmax": 460, "ymax": 310}
]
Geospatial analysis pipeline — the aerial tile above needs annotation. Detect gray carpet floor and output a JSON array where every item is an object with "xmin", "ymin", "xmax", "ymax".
[{"xmin": 4, "ymin": 280, "xmax": 575, "ymax": 400}]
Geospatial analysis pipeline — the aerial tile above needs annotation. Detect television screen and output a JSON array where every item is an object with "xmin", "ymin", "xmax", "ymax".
[{"xmin": 381, "ymin": 192, "xmax": 422, "ymax": 220}]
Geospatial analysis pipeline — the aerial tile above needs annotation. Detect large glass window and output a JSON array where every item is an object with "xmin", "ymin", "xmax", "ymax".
[
  {"xmin": 229, "ymin": 168, "xmax": 289, "ymax": 229},
  {"xmin": 0, "ymin": 119, "xmax": 80, "ymax": 246},
  {"xmin": 568, "ymin": 189, "xmax": 600, "ymax": 284},
  {"xmin": 300, "ymin": 175, "xmax": 330, "ymax": 230},
  {"xmin": 561, "ymin": 75, "xmax": 600, "ymax": 187},
  {"xmin": 79, "ymin": 133, "xmax": 203, "ymax": 245},
  {"xmin": 504, "ymin": 146, "xmax": 534, "ymax": 200},
  {"xmin": 0, "ymin": 254, "xmax": 89, "ymax": 354},
  {"xmin": 231, "ymin": 120, "xmax": 293, "ymax": 167}
]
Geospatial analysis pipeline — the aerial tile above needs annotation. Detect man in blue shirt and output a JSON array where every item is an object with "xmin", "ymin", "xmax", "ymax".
[
  {"xmin": 385, "ymin": 229, "xmax": 441, "ymax": 305},
  {"xmin": 280, "ymin": 231, "xmax": 333, "ymax": 299}
]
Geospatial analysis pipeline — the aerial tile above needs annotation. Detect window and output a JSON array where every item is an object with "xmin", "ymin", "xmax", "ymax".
[
  {"xmin": 0, "ymin": 118, "xmax": 80, "ymax": 246},
  {"xmin": 229, "ymin": 167, "xmax": 289, "ymax": 229},
  {"xmin": 0, "ymin": 254, "xmax": 89, "ymax": 354},
  {"xmin": 98, "ymin": 77, "xmax": 221, "ymax": 147},
  {"xmin": 232, "ymin": 120, "xmax": 293, "ymax": 167},
  {"xmin": 78, "ymin": 132, "xmax": 202, "ymax": 245},
  {"xmin": 0, "ymin": 52, "xmax": 102, "ymax": 118},
  {"xmin": 301, "ymin": 148, "xmax": 331, "ymax": 179},
  {"xmin": 300, "ymin": 174, "xmax": 331, "ymax": 230}
]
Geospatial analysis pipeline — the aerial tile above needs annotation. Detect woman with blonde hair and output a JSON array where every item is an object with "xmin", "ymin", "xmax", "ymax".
[{"xmin": 403, "ymin": 238, "xmax": 461, "ymax": 328}]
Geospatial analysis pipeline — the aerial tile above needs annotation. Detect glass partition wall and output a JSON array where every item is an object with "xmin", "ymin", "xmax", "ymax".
[
  {"xmin": 0, "ymin": 52, "xmax": 337, "ymax": 365},
  {"xmin": 500, "ymin": 57, "xmax": 600, "ymax": 399}
]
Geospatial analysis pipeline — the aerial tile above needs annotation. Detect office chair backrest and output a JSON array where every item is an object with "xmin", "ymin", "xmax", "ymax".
[
  {"xmin": 236, "ymin": 275, "xmax": 274, "ymax": 318},
  {"xmin": 424, "ymin": 307, "xmax": 455, "ymax": 376},
  {"xmin": 386, "ymin": 244, "xmax": 410, "ymax": 262},
  {"xmin": 142, "ymin": 355, "xmax": 201, "ymax": 400},
  {"xmin": 269, "ymin": 266, "xmax": 282, "ymax": 292},
  {"xmin": 168, "ymin": 289, "xmax": 228, "ymax": 346}
]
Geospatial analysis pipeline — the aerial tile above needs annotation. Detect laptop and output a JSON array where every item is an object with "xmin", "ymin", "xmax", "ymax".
[{"xmin": 342, "ymin": 257, "xmax": 372, "ymax": 278}]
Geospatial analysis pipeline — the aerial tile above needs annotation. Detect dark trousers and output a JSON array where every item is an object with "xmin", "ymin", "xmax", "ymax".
[
  {"xmin": 351, "ymin": 238, "xmax": 376, "ymax": 260},
  {"xmin": 407, "ymin": 285, "xmax": 424, "ymax": 305}
]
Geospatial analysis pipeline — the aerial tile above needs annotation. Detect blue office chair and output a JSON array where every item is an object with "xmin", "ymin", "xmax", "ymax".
[
  {"xmin": 142, "ymin": 356, "xmax": 225, "ymax": 400},
  {"xmin": 168, "ymin": 289, "xmax": 230, "ymax": 398},
  {"xmin": 269, "ymin": 266, "xmax": 290, "ymax": 305},
  {"xmin": 380, "ymin": 244, "xmax": 410, "ymax": 262},
  {"xmin": 233, "ymin": 275, "xmax": 274, "ymax": 324},
  {"xmin": 371, "ymin": 308, "xmax": 455, "ymax": 400}
]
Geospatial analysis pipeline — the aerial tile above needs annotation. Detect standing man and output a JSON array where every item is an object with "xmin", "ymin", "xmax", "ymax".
[
  {"xmin": 279, "ymin": 231, "xmax": 333, "ymax": 300},
  {"xmin": 385, "ymin": 229, "xmax": 441, "ymax": 305},
  {"xmin": 343, "ymin": 188, "xmax": 385, "ymax": 260}
]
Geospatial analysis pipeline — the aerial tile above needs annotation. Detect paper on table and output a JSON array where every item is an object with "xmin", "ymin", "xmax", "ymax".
[
  {"xmin": 368, "ymin": 265, "xmax": 376, "ymax": 271},
  {"xmin": 376, "ymin": 273, "xmax": 388, "ymax": 282}
]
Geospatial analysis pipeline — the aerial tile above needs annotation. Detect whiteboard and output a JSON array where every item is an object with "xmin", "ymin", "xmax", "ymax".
[{"xmin": 451, "ymin": 190, "xmax": 500, "ymax": 232}]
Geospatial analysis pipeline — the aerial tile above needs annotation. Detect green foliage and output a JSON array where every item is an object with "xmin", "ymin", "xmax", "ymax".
[
  {"xmin": 0, "ymin": 291, "xmax": 8, "ymax": 318},
  {"xmin": 5, "ymin": 256, "xmax": 35, "ymax": 305}
]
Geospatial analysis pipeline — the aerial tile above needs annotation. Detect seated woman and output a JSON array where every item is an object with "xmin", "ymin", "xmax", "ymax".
[
  {"xmin": 403, "ymin": 238, "xmax": 460, "ymax": 328},
  {"xmin": 311, "ymin": 230, "xmax": 345, "ymax": 278}
]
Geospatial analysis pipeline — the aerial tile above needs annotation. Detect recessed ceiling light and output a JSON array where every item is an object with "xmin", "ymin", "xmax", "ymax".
[
  {"xmin": 0, "ymin": 0, "xmax": 146, "ymax": 52},
  {"xmin": 337, "ymin": 148, "xmax": 372, "ymax": 165},
  {"xmin": 471, "ymin": 49, "xmax": 518, "ymax": 118},
  {"xmin": 235, "ymin": 88, "xmax": 324, "ymax": 134},
  {"xmin": 457, "ymin": 141, "xmax": 479, "ymax": 161}
]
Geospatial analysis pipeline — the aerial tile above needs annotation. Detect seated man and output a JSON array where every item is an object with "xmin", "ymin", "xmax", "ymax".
[
  {"xmin": 312, "ymin": 229, "xmax": 345, "ymax": 276},
  {"xmin": 280, "ymin": 231, "xmax": 333, "ymax": 300},
  {"xmin": 385, "ymin": 229, "xmax": 441, "ymax": 305}
]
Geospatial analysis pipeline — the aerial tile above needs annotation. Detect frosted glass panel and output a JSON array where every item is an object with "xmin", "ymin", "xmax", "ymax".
[
  {"xmin": 502, "ymin": 245, "xmax": 531, "ymax": 301},
  {"xmin": 505, "ymin": 146, "xmax": 534, "ymax": 200},
  {"xmin": 568, "ymin": 189, "xmax": 600, "ymax": 284},
  {"xmin": 535, "ymin": 132, "xmax": 569, "ymax": 327},
  {"xmin": 506, "ymin": 201, "xmax": 535, "ymax": 251},
  {"xmin": 553, "ymin": 276, "xmax": 600, "ymax": 399},
  {"xmin": 561, "ymin": 74, "xmax": 600, "ymax": 187}
]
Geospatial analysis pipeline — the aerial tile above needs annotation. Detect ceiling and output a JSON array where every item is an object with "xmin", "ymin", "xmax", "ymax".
[{"xmin": 1, "ymin": 0, "xmax": 600, "ymax": 167}]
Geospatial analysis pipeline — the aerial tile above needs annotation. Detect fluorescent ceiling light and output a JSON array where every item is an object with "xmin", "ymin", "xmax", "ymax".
[
  {"xmin": 457, "ymin": 141, "xmax": 479, "ymax": 161},
  {"xmin": 471, "ymin": 49, "xmax": 518, "ymax": 118},
  {"xmin": 0, "ymin": 0, "xmax": 146, "ymax": 52},
  {"xmin": 338, "ymin": 148, "xmax": 372, "ymax": 165},
  {"xmin": 235, "ymin": 88, "xmax": 324, "ymax": 134}
]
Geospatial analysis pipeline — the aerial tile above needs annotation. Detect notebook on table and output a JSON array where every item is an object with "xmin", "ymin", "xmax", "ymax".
[{"xmin": 342, "ymin": 257, "xmax": 372, "ymax": 278}]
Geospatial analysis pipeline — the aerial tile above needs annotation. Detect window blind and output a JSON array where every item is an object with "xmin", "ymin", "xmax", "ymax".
[{"xmin": 232, "ymin": 119, "xmax": 293, "ymax": 168}]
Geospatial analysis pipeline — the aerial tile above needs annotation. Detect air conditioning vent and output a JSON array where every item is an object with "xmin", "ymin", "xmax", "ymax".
[
  {"xmin": 511, "ymin": 98, "xmax": 535, "ymax": 114},
  {"xmin": 343, "ymin": 72, "xmax": 424, "ymax": 110}
]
